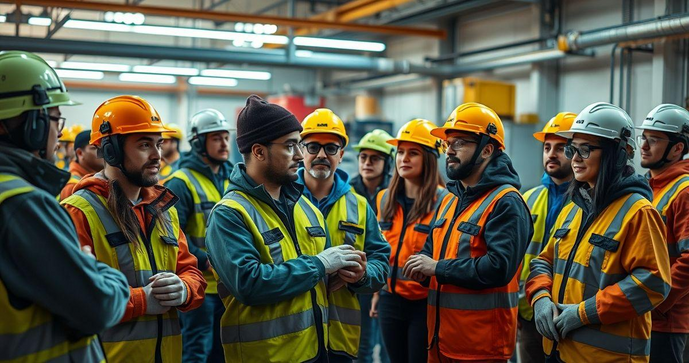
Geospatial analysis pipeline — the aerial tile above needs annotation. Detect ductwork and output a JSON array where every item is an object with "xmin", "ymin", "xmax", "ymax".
[{"xmin": 560, "ymin": 13, "xmax": 689, "ymax": 51}]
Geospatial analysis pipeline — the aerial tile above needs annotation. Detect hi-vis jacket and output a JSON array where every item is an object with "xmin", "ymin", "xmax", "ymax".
[
  {"xmin": 63, "ymin": 173, "xmax": 206, "ymax": 363},
  {"xmin": 0, "ymin": 144, "xmax": 129, "ymax": 363},
  {"xmin": 376, "ymin": 186, "xmax": 447, "ymax": 300},
  {"xmin": 60, "ymin": 161, "xmax": 92, "ymax": 201},
  {"xmin": 206, "ymin": 164, "xmax": 331, "ymax": 363},
  {"xmin": 164, "ymin": 152, "xmax": 233, "ymax": 295},
  {"xmin": 298, "ymin": 168, "xmax": 390, "ymax": 359},
  {"xmin": 648, "ymin": 159, "xmax": 689, "ymax": 333},
  {"xmin": 420, "ymin": 152, "xmax": 532, "ymax": 361},
  {"xmin": 527, "ymin": 173, "xmax": 671, "ymax": 363}
]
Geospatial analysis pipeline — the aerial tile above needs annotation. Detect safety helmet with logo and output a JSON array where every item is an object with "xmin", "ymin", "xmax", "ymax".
[
  {"xmin": 557, "ymin": 102, "xmax": 636, "ymax": 169},
  {"xmin": 162, "ymin": 123, "xmax": 184, "ymax": 141},
  {"xmin": 431, "ymin": 102, "xmax": 506, "ymax": 150},
  {"xmin": 352, "ymin": 129, "xmax": 395, "ymax": 156},
  {"xmin": 533, "ymin": 112, "xmax": 577, "ymax": 142},
  {"xmin": 301, "ymin": 108, "xmax": 349, "ymax": 147},
  {"xmin": 90, "ymin": 95, "xmax": 172, "ymax": 168},
  {"xmin": 188, "ymin": 109, "xmax": 234, "ymax": 156},
  {"xmin": 0, "ymin": 51, "xmax": 79, "ymax": 157},
  {"xmin": 388, "ymin": 119, "xmax": 445, "ymax": 157},
  {"xmin": 636, "ymin": 104, "xmax": 689, "ymax": 168}
]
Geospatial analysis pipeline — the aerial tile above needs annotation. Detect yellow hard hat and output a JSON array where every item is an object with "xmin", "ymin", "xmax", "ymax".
[
  {"xmin": 432, "ymin": 102, "xmax": 506, "ymax": 150},
  {"xmin": 59, "ymin": 126, "xmax": 76, "ymax": 142},
  {"xmin": 301, "ymin": 108, "xmax": 349, "ymax": 146},
  {"xmin": 71, "ymin": 124, "xmax": 84, "ymax": 135},
  {"xmin": 162, "ymin": 123, "xmax": 184, "ymax": 140},
  {"xmin": 388, "ymin": 119, "xmax": 444, "ymax": 155},
  {"xmin": 533, "ymin": 112, "xmax": 576, "ymax": 142}
]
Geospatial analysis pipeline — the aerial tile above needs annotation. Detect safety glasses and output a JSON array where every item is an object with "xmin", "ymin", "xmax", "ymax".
[
  {"xmin": 564, "ymin": 143, "xmax": 602, "ymax": 160},
  {"xmin": 300, "ymin": 142, "xmax": 341, "ymax": 155}
]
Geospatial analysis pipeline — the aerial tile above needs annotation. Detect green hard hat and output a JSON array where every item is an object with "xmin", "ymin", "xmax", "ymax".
[
  {"xmin": 0, "ymin": 51, "xmax": 79, "ymax": 120},
  {"xmin": 352, "ymin": 129, "xmax": 395, "ymax": 155}
]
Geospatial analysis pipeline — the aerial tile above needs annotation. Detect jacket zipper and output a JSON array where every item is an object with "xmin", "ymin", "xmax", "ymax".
[
  {"xmin": 140, "ymin": 215, "xmax": 163, "ymax": 363},
  {"xmin": 557, "ymin": 213, "xmax": 593, "ymax": 304},
  {"xmin": 390, "ymin": 218, "xmax": 409, "ymax": 295}
]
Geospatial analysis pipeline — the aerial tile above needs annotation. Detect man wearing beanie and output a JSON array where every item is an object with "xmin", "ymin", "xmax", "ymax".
[
  {"xmin": 59, "ymin": 129, "xmax": 103, "ymax": 200},
  {"xmin": 297, "ymin": 109, "xmax": 390, "ymax": 363},
  {"xmin": 206, "ymin": 95, "xmax": 366, "ymax": 363}
]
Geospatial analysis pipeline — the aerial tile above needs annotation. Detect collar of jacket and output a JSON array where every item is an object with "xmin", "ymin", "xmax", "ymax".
[
  {"xmin": 72, "ymin": 171, "xmax": 178, "ymax": 212},
  {"xmin": 296, "ymin": 167, "xmax": 352, "ymax": 212},
  {"xmin": 227, "ymin": 162, "xmax": 304, "ymax": 207},
  {"xmin": 447, "ymin": 151, "xmax": 522, "ymax": 204},
  {"xmin": 0, "ymin": 142, "xmax": 70, "ymax": 196},
  {"xmin": 179, "ymin": 151, "xmax": 233, "ymax": 184},
  {"xmin": 648, "ymin": 159, "xmax": 689, "ymax": 191}
]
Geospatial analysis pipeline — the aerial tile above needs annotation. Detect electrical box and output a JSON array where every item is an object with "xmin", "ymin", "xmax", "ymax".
[{"xmin": 443, "ymin": 77, "xmax": 516, "ymax": 120}]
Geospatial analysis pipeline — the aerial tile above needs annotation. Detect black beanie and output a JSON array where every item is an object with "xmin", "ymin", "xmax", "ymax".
[
  {"xmin": 236, "ymin": 94, "xmax": 302, "ymax": 154},
  {"xmin": 74, "ymin": 130, "xmax": 92, "ymax": 151}
]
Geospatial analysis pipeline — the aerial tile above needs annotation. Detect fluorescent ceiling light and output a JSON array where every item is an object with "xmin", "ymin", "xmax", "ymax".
[
  {"xmin": 294, "ymin": 37, "xmax": 386, "ymax": 52},
  {"xmin": 28, "ymin": 17, "xmax": 52, "ymax": 26},
  {"xmin": 55, "ymin": 69, "xmax": 104, "ymax": 80},
  {"xmin": 200, "ymin": 69, "xmax": 271, "ymax": 80},
  {"xmin": 64, "ymin": 19, "xmax": 288, "ymax": 44},
  {"xmin": 61, "ymin": 61, "xmax": 131, "ymax": 72},
  {"xmin": 188, "ymin": 77, "xmax": 238, "ymax": 87},
  {"xmin": 119, "ymin": 73, "xmax": 176, "ymax": 84},
  {"xmin": 0, "ymin": 15, "xmax": 6, "ymax": 23},
  {"xmin": 133, "ymin": 65, "xmax": 199, "ymax": 76}
]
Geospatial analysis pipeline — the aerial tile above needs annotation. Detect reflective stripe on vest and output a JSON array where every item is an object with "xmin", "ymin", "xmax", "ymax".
[
  {"xmin": 213, "ymin": 191, "xmax": 329, "ymax": 363},
  {"xmin": 653, "ymin": 175, "xmax": 689, "ymax": 258},
  {"xmin": 0, "ymin": 174, "xmax": 104, "ymax": 363},
  {"xmin": 518, "ymin": 185, "xmax": 548, "ymax": 320}
]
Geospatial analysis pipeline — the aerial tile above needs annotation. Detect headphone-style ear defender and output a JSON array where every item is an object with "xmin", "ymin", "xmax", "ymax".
[
  {"xmin": 615, "ymin": 127, "xmax": 632, "ymax": 170},
  {"xmin": 99, "ymin": 121, "xmax": 123, "ymax": 167},
  {"xmin": 21, "ymin": 85, "xmax": 51, "ymax": 154},
  {"xmin": 190, "ymin": 126, "xmax": 207, "ymax": 156}
]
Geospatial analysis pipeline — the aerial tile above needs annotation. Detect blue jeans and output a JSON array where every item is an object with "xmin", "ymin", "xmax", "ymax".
[
  {"xmin": 179, "ymin": 293, "xmax": 224, "ymax": 363},
  {"xmin": 357, "ymin": 294, "xmax": 390, "ymax": 363}
]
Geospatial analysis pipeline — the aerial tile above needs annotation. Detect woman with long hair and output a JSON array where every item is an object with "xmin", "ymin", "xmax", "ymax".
[
  {"xmin": 526, "ymin": 102, "xmax": 671, "ymax": 363},
  {"xmin": 371, "ymin": 119, "xmax": 447, "ymax": 363}
]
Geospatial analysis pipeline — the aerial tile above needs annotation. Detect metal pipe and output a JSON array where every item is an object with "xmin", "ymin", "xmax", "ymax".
[
  {"xmin": 426, "ymin": 37, "xmax": 551, "ymax": 63},
  {"xmin": 619, "ymin": 47, "xmax": 625, "ymax": 108},
  {"xmin": 625, "ymin": 46, "xmax": 632, "ymax": 112},
  {"xmin": 6, "ymin": 0, "xmax": 446, "ymax": 38},
  {"xmin": 561, "ymin": 12, "xmax": 689, "ymax": 51},
  {"xmin": 610, "ymin": 43, "xmax": 618, "ymax": 103}
]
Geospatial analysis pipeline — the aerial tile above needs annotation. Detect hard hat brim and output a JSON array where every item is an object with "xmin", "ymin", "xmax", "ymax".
[
  {"xmin": 352, "ymin": 144, "xmax": 393, "ymax": 155},
  {"xmin": 91, "ymin": 125, "xmax": 175, "ymax": 145},
  {"xmin": 300, "ymin": 129, "xmax": 349, "ymax": 147},
  {"xmin": 635, "ymin": 124, "xmax": 679, "ymax": 134}
]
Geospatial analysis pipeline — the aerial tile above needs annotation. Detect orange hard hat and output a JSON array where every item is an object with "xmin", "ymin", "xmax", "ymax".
[
  {"xmin": 90, "ymin": 95, "xmax": 172, "ymax": 146},
  {"xmin": 431, "ymin": 102, "xmax": 506, "ymax": 150},
  {"xmin": 533, "ymin": 112, "xmax": 576, "ymax": 142}
]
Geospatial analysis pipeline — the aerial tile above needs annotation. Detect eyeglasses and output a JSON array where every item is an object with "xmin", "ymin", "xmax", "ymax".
[
  {"xmin": 444, "ymin": 138, "xmax": 477, "ymax": 151},
  {"xmin": 267, "ymin": 141, "xmax": 303, "ymax": 155},
  {"xmin": 358, "ymin": 153, "xmax": 385, "ymax": 163},
  {"xmin": 564, "ymin": 144, "xmax": 603, "ymax": 160},
  {"xmin": 637, "ymin": 135, "xmax": 670, "ymax": 147},
  {"xmin": 50, "ymin": 116, "xmax": 66, "ymax": 133},
  {"xmin": 300, "ymin": 142, "xmax": 341, "ymax": 156}
]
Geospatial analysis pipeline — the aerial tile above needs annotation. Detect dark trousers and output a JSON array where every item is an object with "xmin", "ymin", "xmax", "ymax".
[
  {"xmin": 357, "ymin": 294, "xmax": 390, "ymax": 363},
  {"xmin": 378, "ymin": 291, "xmax": 428, "ymax": 363},
  {"xmin": 650, "ymin": 331, "xmax": 687, "ymax": 363},
  {"xmin": 180, "ymin": 293, "xmax": 225, "ymax": 363},
  {"xmin": 517, "ymin": 316, "xmax": 545, "ymax": 363}
]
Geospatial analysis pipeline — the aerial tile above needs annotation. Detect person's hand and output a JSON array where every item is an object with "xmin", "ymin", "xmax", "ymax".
[
  {"xmin": 554, "ymin": 303, "xmax": 584, "ymax": 339},
  {"xmin": 143, "ymin": 282, "xmax": 171, "ymax": 315},
  {"xmin": 316, "ymin": 245, "xmax": 363, "ymax": 274},
  {"xmin": 328, "ymin": 273, "xmax": 346, "ymax": 293},
  {"xmin": 533, "ymin": 296, "xmax": 560, "ymax": 342},
  {"xmin": 338, "ymin": 251, "xmax": 367, "ymax": 284},
  {"xmin": 149, "ymin": 273, "xmax": 188, "ymax": 307},
  {"xmin": 402, "ymin": 254, "xmax": 437, "ymax": 279},
  {"xmin": 370, "ymin": 292, "xmax": 380, "ymax": 318},
  {"xmin": 81, "ymin": 245, "xmax": 95, "ymax": 259}
]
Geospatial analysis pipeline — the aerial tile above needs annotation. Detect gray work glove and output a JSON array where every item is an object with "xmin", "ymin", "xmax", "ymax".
[
  {"xmin": 316, "ymin": 245, "xmax": 362, "ymax": 274},
  {"xmin": 554, "ymin": 303, "xmax": 584, "ymax": 339},
  {"xmin": 533, "ymin": 295, "xmax": 560, "ymax": 342}
]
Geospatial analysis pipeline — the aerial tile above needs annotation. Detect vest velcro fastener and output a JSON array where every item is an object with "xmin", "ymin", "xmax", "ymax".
[
  {"xmin": 433, "ymin": 218, "xmax": 446, "ymax": 228},
  {"xmin": 338, "ymin": 221, "xmax": 364, "ymax": 235},
  {"xmin": 306, "ymin": 226, "xmax": 326, "ymax": 237},
  {"xmin": 106, "ymin": 232, "xmax": 129, "ymax": 247},
  {"xmin": 379, "ymin": 221, "xmax": 392, "ymax": 231},
  {"xmin": 457, "ymin": 221, "xmax": 480, "ymax": 236},
  {"xmin": 262, "ymin": 228, "xmax": 285, "ymax": 245},
  {"xmin": 160, "ymin": 236, "xmax": 179, "ymax": 247},
  {"xmin": 589, "ymin": 234, "xmax": 620, "ymax": 252},
  {"xmin": 414, "ymin": 224, "xmax": 432, "ymax": 234},
  {"xmin": 553, "ymin": 228, "xmax": 570, "ymax": 239}
]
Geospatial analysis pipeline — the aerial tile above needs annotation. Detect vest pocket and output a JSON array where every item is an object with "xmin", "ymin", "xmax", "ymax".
[
  {"xmin": 262, "ymin": 228, "xmax": 285, "ymax": 245},
  {"xmin": 106, "ymin": 232, "xmax": 129, "ymax": 247},
  {"xmin": 587, "ymin": 234, "xmax": 619, "ymax": 271},
  {"xmin": 379, "ymin": 221, "xmax": 392, "ymax": 231},
  {"xmin": 306, "ymin": 226, "xmax": 326, "ymax": 237},
  {"xmin": 161, "ymin": 236, "xmax": 179, "ymax": 247},
  {"xmin": 456, "ymin": 222, "xmax": 480, "ymax": 236},
  {"xmin": 413, "ymin": 224, "xmax": 432, "ymax": 234},
  {"xmin": 338, "ymin": 221, "xmax": 364, "ymax": 235}
]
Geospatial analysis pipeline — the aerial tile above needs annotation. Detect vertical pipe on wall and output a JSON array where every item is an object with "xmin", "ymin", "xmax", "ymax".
[{"xmin": 610, "ymin": 44, "xmax": 618, "ymax": 103}]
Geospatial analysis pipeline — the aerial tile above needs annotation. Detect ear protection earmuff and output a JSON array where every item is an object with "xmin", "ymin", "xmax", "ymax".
[
  {"xmin": 13, "ymin": 85, "xmax": 52, "ymax": 156},
  {"xmin": 614, "ymin": 127, "xmax": 632, "ymax": 170},
  {"xmin": 99, "ymin": 121, "xmax": 124, "ymax": 167},
  {"xmin": 190, "ymin": 126, "xmax": 207, "ymax": 156}
]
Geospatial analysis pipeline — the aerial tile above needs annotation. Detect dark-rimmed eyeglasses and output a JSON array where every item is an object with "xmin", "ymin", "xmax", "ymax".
[
  {"xmin": 300, "ymin": 142, "xmax": 341, "ymax": 155},
  {"xmin": 564, "ymin": 144, "xmax": 602, "ymax": 160},
  {"xmin": 50, "ymin": 116, "xmax": 66, "ymax": 134},
  {"xmin": 267, "ymin": 141, "xmax": 303, "ymax": 155}
]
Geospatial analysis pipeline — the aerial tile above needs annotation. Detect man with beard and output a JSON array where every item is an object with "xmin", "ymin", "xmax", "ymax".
[
  {"xmin": 403, "ymin": 102, "xmax": 533, "ymax": 362},
  {"xmin": 206, "ymin": 95, "xmax": 364, "ymax": 362},
  {"xmin": 0, "ymin": 50, "xmax": 130, "ymax": 363},
  {"xmin": 159, "ymin": 123, "xmax": 183, "ymax": 180},
  {"xmin": 636, "ymin": 104, "xmax": 689, "ymax": 363},
  {"xmin": 60, "ymin": 129, "xmax": 103, "ymax": 200},
  {"xmin": 62, "ymin": 95, "xmax": 206, "ymax": 362},
  {"xmin": 516, "ymin": 112, "xmax": 575, "ymax": 363},
  {"xmin": 297, "ymin": 109, "xmax": 390, "ymax": 363},
  {"xmin": 164, "ymin": 109, "xmax": 234, "ymax": 363}
]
